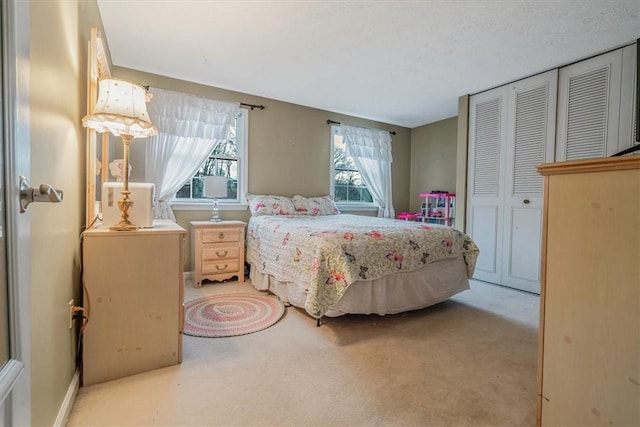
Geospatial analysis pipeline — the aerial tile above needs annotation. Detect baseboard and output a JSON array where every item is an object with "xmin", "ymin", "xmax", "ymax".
[{"xmin": 54, "ymin": 368, "xmax": 80, "ymax": 427}]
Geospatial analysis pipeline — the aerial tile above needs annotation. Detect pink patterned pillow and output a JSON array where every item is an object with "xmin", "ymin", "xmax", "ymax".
[
  {"xmin": 246, "ymin": 194, "xmax": 297, "ymax": 216},
  {"xmin": 292, "ymin": 195, "xmax": 341, "ymax": 215}
]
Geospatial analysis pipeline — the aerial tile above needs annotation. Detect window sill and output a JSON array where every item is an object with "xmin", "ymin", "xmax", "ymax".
[
  {"xmin": 337, "ymin": 203, "xmax": 379, "ymax": 212},
  {"xmin": 171, "ymin": 201, "xmax": 249, "ymax": 211}
]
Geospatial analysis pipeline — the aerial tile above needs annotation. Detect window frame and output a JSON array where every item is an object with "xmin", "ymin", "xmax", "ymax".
[
  {"xmin": 330, "ymin": 125, "xmax": 378, "ymax": 212},
  {"xmin": 171, "ymin": 107, "xmax": 249, "ymax": 211}
]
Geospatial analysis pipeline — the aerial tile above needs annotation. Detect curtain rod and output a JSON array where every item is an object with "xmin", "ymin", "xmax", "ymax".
[
  {"xmin": 241, "ymin": 103, "xmax": 265, "ymax": 111},
  {"xmin": 326, "ymin": 119, "xmax": 396, "ymax": 136},
  {"xmin": 142, "ymin": 86, "xmax": 265, "ymax": 111}
]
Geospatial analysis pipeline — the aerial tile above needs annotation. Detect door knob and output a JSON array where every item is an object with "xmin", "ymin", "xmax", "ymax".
[
  {"xmin": 19, "ymin": 176, "xmax": 63, "ymax": 213},
  {"xmin": 523, "ymin": 199, "xmax": 530, "ymax": 204}
]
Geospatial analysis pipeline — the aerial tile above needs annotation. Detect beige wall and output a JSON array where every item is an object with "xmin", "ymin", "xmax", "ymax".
[
  {"xmin": 409, "ymin": 112, "xmax": 469, "ymax": 232},
  {"xmin": 455, "ymin": 95, "xmax": 470, "ymax": 232},
  {"xmin": 111, "ymin": 67, "xmax": 412, "ymax": 271},
  {"xmin": 409, "ymin": 117, "xmax": 459, "ymax": 214},
  {"xmin": 29, "ymin": 1, "xmax": 104, "ymax": 425}
]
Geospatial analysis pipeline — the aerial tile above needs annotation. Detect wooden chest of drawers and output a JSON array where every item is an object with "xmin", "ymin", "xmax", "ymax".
[
  {"xmin": 536, "ymin": 156, "xmax": 640, "ymax": 426},
  {"xmin": 190, "ymin": 220, "xmax": 246, "ymax": 287},
  {"xmin": 82, "ymin": 220, "xmax": 186, "ymax": 385}
]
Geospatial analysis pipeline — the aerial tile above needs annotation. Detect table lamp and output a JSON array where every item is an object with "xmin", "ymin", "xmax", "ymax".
[
  {"xmin": 204, "ymin": 175, "xmax": 227, "ymax": 222},
  {"xmin": 82, "ymin": 78, "xmax": 157, "ymax": 231}
]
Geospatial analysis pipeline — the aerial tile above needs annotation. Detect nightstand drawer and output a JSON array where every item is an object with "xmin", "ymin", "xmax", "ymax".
[
  {"xmin": 202, "ymin": 260, "xmax": 239, "ymax": 275},
  {"xmin": 202, "ymin": 228, "xmax": 241, "ymax": 243},
  {"xmin": 202, "ymin": 242, "xmax": 239, "ymax": 261}
]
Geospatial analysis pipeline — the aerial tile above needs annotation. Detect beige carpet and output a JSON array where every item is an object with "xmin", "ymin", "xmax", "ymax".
[{"xmin": 67, "ymin": 278, "xmax": 539, "ymax": 426}]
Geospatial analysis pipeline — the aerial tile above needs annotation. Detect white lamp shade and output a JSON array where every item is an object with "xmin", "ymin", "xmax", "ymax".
[
  {"xmin": 204, "ymin": 176, "xmax": 228, "ymax": 198},
  {"xmin": 82, "ymin": 78, "xmax": 157, "ymax": 138}
]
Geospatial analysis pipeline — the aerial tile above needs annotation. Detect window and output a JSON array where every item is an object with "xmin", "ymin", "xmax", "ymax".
[
  {"xmin": 331, "ymin": 125, "xmax": 373, "ymax": 204},
  {"xmin": 175, "ymin": 108, "xmax": 248, "ymax": 204}
]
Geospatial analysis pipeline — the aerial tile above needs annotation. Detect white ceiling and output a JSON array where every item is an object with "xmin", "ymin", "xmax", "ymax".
[{"xmin": 97, "ymin": 0, "xmax": 639, "ymax": 128}]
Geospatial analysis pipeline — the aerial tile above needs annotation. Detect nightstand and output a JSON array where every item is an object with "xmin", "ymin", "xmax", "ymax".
[{"xmin": 190, "ymin": 220, "xmax": 246, "ymax": 287}]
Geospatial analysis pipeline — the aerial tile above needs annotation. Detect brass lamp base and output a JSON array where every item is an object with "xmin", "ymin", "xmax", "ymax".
[
  {"xmin": 110, "ymin": 221, "xmax": 137, "ymax": 232},
  {"xmin": 110, "ymin": 191, "xmax": 137, "ymax": 231}
]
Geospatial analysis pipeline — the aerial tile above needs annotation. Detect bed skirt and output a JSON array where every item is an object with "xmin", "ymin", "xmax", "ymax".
[{"xmin": 249, "ymin": 256, "xmax": 470, "ymax": 317}]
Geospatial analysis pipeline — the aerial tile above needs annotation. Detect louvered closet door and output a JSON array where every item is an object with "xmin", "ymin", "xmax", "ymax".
[
  {"xmin": 501, "ymin": 70, "xmax": 557, "ymax": 294},
  {"xmin": 556, "ymin": 48, "xmax": 626, "ymax": 160},
  {"xmin": 466, "ymin": 86, "xmax": 508, "ymax": 285}
]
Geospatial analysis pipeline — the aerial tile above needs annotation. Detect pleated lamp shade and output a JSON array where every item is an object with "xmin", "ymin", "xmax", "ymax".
[{"xmin": 82, "ymin": 78, "xmax": 157, "ymax": 138}]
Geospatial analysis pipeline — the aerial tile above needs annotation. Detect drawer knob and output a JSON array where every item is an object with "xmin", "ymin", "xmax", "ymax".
[
  {"xmin": 218, "ymin": 232, "xmax": 225, "ymax": 240},
  {"xmin": 215, "ymin": 250, "xmax": 228, "ymax": 257},
  {"xmin": 215, "ymin": 264, "xmax": 228, "ymax": 271}
]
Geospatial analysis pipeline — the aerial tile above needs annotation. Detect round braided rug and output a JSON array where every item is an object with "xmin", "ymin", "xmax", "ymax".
[{"xmin": 183, "ymin": 293, "xmax": 285, "ymax": 338}]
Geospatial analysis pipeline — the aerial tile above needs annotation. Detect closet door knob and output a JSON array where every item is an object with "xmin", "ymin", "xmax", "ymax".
[{"xmin": 523, "ymin": 199, "xmax": 530, "ymax": 204}]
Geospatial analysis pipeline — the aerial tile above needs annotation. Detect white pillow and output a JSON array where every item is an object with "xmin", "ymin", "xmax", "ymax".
[
  {"xmin": 292, "ymin": 195, "xmax": 340, "ymax": 215},
  {"xmin": 245, "ymin": 194, "xmax": 297, "ymax": 216}
]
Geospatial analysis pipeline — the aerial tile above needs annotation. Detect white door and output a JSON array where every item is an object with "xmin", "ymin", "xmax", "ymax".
[
  {"xmin": 0, "ymin": 1, "xmax": 32, "ymax": 425},
  {"xmin": 468, "ymin": 71, "xmax": 557, "ymax": 294},
  {"xmin": 501, "ymin": 70, "xmax": 557, "ymax": 293},
  {"xmin": 556, "ymin": 45, "xmax": 636, "ymax": 160},
  {"xmin": 466, "ymin": 86, "xmax": 508, "ymax": 285}
]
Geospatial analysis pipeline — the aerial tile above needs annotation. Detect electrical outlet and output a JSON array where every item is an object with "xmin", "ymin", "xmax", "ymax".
[{"xmin": 68, "ymin": 299, "xmax": 74, "ymax": 329}]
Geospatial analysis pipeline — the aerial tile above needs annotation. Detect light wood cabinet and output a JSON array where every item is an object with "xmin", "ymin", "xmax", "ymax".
[
  {"xmin": 82, "ymin": 220, "xmax": 186, "ymax": 386},
  {"xmin": 536, "ymin": 156, "xmax": 640, "ymax": 426},
  {"xmin": 191, "ymin": 220, "xmax": 246, "ymax": 287}
]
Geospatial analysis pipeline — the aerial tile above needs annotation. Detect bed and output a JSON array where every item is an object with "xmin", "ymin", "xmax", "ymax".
[{"xmin": 245, "ymin": 194, "xmax": 480, "ymax": 322}]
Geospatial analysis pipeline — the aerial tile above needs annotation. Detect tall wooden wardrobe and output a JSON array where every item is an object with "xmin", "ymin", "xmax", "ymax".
[{"xmin": 467, "ymin": 43, "xmax": 637, "ymax": 293}]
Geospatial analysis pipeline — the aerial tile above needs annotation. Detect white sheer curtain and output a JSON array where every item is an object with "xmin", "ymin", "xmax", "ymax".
[
  {"xmin": 340, "ymin": 124, "xmax": 395, "ymax": 218},
  {"xmin": 145, "ymin": 88, "xmax": 240, "ymax": 220}
]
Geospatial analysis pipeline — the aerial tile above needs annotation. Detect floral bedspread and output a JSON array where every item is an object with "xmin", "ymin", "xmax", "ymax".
[{"xmin": 246, "ymin": 214, "xmax": 479, "ymax": 318}]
